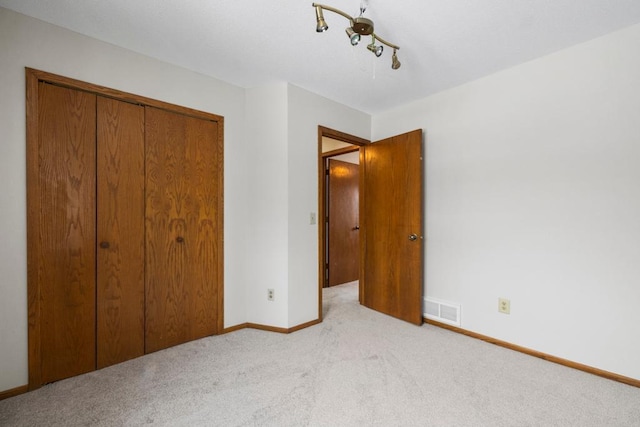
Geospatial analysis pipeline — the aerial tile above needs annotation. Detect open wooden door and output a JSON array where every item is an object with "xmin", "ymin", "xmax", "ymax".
[{"xmin": 360, "ymin": 129, "xmax": 423, "ymax": 325}]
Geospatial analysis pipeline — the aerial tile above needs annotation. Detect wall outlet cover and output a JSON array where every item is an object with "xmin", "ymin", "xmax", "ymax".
[{"xmin": 498, "ymin": 298, "xmax": 510, "ymax": 314}]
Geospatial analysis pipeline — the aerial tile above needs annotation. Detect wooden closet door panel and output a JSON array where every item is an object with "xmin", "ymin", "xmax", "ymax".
[
  {"xmin": 96, "ymin": 97, "xmax": 145, "ymax": 368},
  {"xmin": 145, "ymin": 107, "xmax": 219, "ymax": 353},
  {"xmin": 185, "ymin": 114, "xmax": 219, "ymax": 339},
  {"xmin": 145, "ymin": 107, "xmax": 187, "ymax": 351},
  {"xmin": 38, "ymin": 83, "xmax": 97, "ymax": 383}
]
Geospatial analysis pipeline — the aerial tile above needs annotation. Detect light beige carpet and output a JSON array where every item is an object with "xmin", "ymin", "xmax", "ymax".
[{"xmin": 1, "ymin": 282, "xmax": 639, "ymax": 426}]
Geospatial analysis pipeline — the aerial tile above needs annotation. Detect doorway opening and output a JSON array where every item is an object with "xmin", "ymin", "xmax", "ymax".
[{"xmin": 317, "ymin": 126, "xmax": 369, "ymax": 320}]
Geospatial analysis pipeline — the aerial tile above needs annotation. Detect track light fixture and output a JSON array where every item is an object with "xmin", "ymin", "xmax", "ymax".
[
  {"xmin": 311, "ymin": 2, "xmax": 401, "ymax": 70},
  {"xmin": 367, "ymin": 36, "xmax": 383, "ymax": 57}
]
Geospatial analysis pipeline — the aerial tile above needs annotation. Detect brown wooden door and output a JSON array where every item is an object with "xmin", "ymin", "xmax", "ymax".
[
  {"xmin": 36, "ymin": 86, "xmax": 146, "ymax": 380},
  {"xmin": 328, "ymin": 159, "xmax": 360, "ymax": 286},
  {"xmin": 96, "ymin": 97, "xmax": 145, "ymax": 368},
  {"xmin": 28, "ymin": 69, "xmax": 225, "ymax": 388},
  {"xmin": 37, "ymin": 83, "xmax": 97, "ymax": 383},
  {"xmin": 360, "ymin": 129, "xmax": 424, "ymax": 325},
  {"xmin": 145, "ymin": 106, "xmax": 220, "ymax": 353}
]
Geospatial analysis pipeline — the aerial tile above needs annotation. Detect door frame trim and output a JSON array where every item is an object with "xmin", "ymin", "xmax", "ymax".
[
  {"xmin": 26, "ymin": 68, "xmax": 225, "ymax": 390},
  {"xmin": 317, "ymin": 126, "xmax": 369, "ymax": 320}
]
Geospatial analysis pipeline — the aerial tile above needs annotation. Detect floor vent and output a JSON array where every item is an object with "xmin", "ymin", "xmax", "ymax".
[{"xmin": 424, "ymin": 297, "xmax": 461, "ymax": 326}]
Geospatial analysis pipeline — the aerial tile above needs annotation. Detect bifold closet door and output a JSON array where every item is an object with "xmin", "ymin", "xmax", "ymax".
[
  {"xmin": 145, "ymin": 106, "xmax": 220, "ymax": 353},
  {"xmin": 37, "ymin": 83, "xmax": 97, "ymax": 384},
  {"xmin": 96, "ymin": 96, "xmax": 145, "ymax": 369},
  {"xmin": 30, "ymin": 70, "xmax": 224, "ymax": 388},
  {"xmin": 37, "ymin": 83, "xmax": 146, "ymax": 382}
]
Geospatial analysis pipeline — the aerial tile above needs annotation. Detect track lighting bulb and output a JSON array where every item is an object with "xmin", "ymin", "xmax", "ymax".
[
  {"xmin": 315, "ymin": 6, "xmax": 328, "ymax": 32},
  {"xmin": 345, "ymin": 27, "xmax": 360, "ymax": 46},
  {"xmin": 392, "ymin": 49, "xmax": 401, "ymax": 69},
  {"xmin": 367, "ymin": 41, "xmax": 383, "ymax": 57}
]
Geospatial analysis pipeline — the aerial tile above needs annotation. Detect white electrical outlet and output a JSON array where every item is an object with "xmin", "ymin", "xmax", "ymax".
[
  {"xmin": 268, "ymin": 289, "xmax": 275, "ymax": 301},
  {"xmin": 498, "ymin": 298, "xmax": 510, "ymax": 314},
  {"xmin": 309, "ymin": 212, "xmax": 317, "ymax": 225}
]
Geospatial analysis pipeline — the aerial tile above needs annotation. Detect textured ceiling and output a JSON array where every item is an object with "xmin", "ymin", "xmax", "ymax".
[{"xmin": 2, "ymin": 0, "xmax": 640, "ymax": 114}]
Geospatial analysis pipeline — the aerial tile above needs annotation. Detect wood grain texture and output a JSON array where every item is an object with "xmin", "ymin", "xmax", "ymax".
[
  {"xmin": 96, "ymin": 97, "xmax": 145, "ymax": 368},
  {"xmin": 229, "ymin": 319, "xmax": 322, "ymax": 335},
  {"xmin": 0, "ymin": 385, "xmax": 29, "ymax": 401},
  {"xmin": 38, "ymin": 83, "xmax": 97, "ymax": 383},
  {"xmin": 25, "ymin": 69, "xmax": 223, "ymax": 124},
  {"xmin": 27, "ymin": 68, "xmax": 225, "ymax": 387},
  {"xmin": 145, "ymin": 106, "xmax": 220, "ymax": 353},
  {"xmin": 361, "ymin": 129, "xmax": 424, "ymax": 325},
  {"xmin": 318, "ymin": 125, "xmax": 370, "ymax": 146},
  {"xmin": 328, "ymin": 159, "xmax": 360, "ymax": 286},
  {"xmin": 26, "ymin": 69, "xmax": 42, "ymax": 390}
]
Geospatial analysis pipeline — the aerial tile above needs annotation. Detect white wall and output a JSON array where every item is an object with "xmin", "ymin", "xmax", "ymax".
[
  {"xmin": 373, "ymin": 23, "xmax": 640, "ymax": 380},
  {"xmin": 287, "ymin": 84, "xmax": 370, "ymax": 327},
  {"xmin": 244, "ymin": 83, "xmax": 290, "ymax": 327},
  {"xmin": 242, "ymin": 83, "xmax": 370, "ymax": 328},
  {"xmin": 0, "ymin": 8, "xmax": 248, "ymax": 392}
]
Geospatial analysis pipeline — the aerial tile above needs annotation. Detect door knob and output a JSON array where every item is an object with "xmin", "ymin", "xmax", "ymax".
[
  {"xmin": 408, "ymin": 234, "xmax": 418, "ymax": 241},
  {"xmin": 352, "ymin": 226, "xmax": 360, "ymax": 230},
  {"xmin": 176, "ymin": 236, "xmax": 185, "ymax": 243},
  {"xmin": 99, "ymin": 241, "xmax": 110, "ymax": 249}
]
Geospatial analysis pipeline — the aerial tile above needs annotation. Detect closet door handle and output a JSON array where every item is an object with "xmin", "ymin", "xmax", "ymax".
[
  {"xmin": 99, "ymin": 241, "xmax": 110, "ymax": 249},
  {"xmin": 176, "ymin": 236, "xmax": 185, "ymax": 243}
]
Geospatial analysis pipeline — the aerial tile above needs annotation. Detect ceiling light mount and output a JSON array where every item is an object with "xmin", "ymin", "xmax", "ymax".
[
  {"xmin": 311, "ymin": 2, "xmax": 401, "ymax": 70},
  {"xmin": 352, "ymin": 16, "xmax": 374, "ymax": 35}
]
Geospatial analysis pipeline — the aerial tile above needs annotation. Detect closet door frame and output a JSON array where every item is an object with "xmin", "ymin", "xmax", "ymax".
[{"xmin": 26, "ymin": 68, "xmax": 224, "ymax": 390}]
